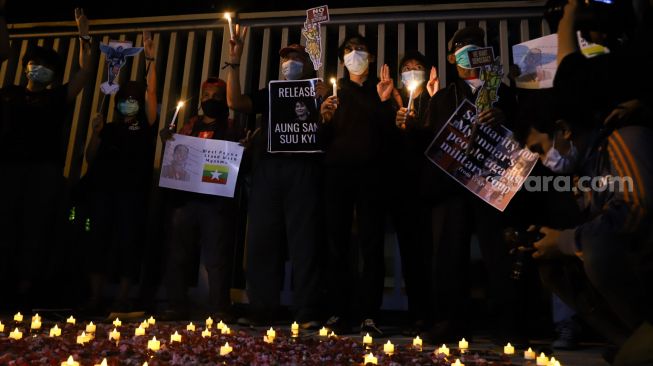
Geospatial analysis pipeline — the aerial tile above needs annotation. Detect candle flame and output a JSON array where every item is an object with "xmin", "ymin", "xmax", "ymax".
[
  {"xmin": 330, "ymin": 77, "xmax": 336, "ymax": 85},
  {"xmin": 177, "ymin": 101, "xmax": 185, "ymax": 109},
  {"xmin": 224, "ymin": 12, "xmax": 232, "ymax": 20},
  {"xmin": 408, "ymin": 80, "xmax": 419, "ymax": 92}
]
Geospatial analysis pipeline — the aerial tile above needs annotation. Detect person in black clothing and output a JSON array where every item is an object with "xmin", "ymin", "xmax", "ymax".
[
  {"xmin": 422, "ymin": 26, "xmax": 519, "ymax": 343},
  {"xmin": 0, "ymin": 7, "xmax": 92, "ymax": 309},
  {"xmin": 159, "ymin": 77, "xmax": 242, "ymax": 320},
  {"xmin": 83, "ymin": 32, "xmax": 158, "ymax": 313},
  {"xmin": 227, "ymin": 24, "xmax": 327, "ymax": 328},
  {"xmin": 319, "ymin": 34, "xmax": 396, "ymax": 336}
]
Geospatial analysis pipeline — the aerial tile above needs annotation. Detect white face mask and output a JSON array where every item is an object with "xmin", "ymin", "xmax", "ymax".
[
  {"xmin": 281, "ymin": 60, "xmax": 304, "ymax": 80},
  {"xmin": 543, "ymin": 138, "xmax": 579, "ymax": 174},
  {"xmin": 26, "ymin": 64, "xmax": 55, "ymax": 84},
  {"xmin": 401, "ymin": 70, "xmax": 426, "ymax": 87},
  {"xmin": 344, "ymin": 50, "xmax": 369, "ymax": 76}
]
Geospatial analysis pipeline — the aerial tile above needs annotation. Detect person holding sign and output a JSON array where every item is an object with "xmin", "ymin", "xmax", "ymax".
[
  {"xmin": 422, "ymin": 26, "xmax": 520, "ymax": 344},
  {"xmin": 227, "ymin": 25, "xmax": 326, "ymax": 328},
  {"xmin": 0, "ymin": 6, "xmax": 93, "ymax": 309},
  {"xmin": 319, "ymin": 34, "xmax": 396, "ymax": 336},
  {"xmin": 158, "ymin": 77, "xmax": 243, "ymax": 321},
  {"xmin": 81, "ymin": 31, "xmax": 158, "ymax": 314}
]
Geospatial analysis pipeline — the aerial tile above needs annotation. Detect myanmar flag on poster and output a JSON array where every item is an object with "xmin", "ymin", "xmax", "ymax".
[{"xmin": 202, "ymin": 164, "xmax": 229, "ymax": 184}]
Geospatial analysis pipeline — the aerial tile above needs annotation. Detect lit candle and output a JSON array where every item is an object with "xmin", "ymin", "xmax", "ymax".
[
  {"xmin": 553, "ymin": 361, "xmax": 561, "ymax": 366},
  {"xmin": 383, "ymin": 340, "xmax": 395, "ymax": 355},
  {"xmin": 170, "ymin": 331, "xmax": 182, "ymax": 343},
  {"xmin": 436, "ymin": 344, "xmax": 450, "ymax": 356},
  {"xmin": 319, "ymin": 327, "xmax": 328, "ymax": 337},
  {"xmin": 328, "ymin": 331, "xmax": 337, "ymax": 338},
  {"xmin": 50, "ymin": 325, "xmax": 62, "ymax": 337},
  {"xmin": 221, "ymin": 326, "xmax": 231, "ymax": 335},
  {"xmin": 330, "ymin": 77, "xmax": 337, "ymax": 97},
  {"xmin": 135, "ymin": 325, "xmax": 146, "ymax": 337},
  {"xmin": 217, "ymin": 320, "xmax": 226, "ymax": 331},
  {"xmin": 14, "ymin": 312, "xmax": 23, "ymax": 322},
  {"xmin": 459, "ymin": 338, "xmax": 469, "ymax": 350},
  {"xmin": 147, "ymin": 316, "xmax": 156, "ymax": 326},
  {"xmin": 206, "ymin": 317, "xmax": 214, "ymax": 329},
  {"xmin": 263, "ymin": 335, "xmax": 273, "ymax": 343},
  {"xmin": 9, "ymin": 328, "xmax": 22, "ymax": 340},
  {"xmin": 406, "ymin": 80, "xmax": 419, "ymax": 112},
  {"xmin": 86, "ymin": 321, "xmax": 96, "ymax": 333},
  {"xmin": 113, "ymin": 318, "xmax": 122, "ymax": 327},
  {"xmin": 77, "ymin": 331, "xmax": 89, "ymax": 344},
  {"xmin": 32, "ymin": 314, "xmax": 41, "ymax": 323},
  {"xmin": 363, "ymin": 332, "xmax": 373, "ymax": 346},
  {"xmin": 0, "ymin": 321, "xmax": 4, "ymax": 333},
  {"xmin": 537, "ymin": 353, "xmax": 549, "ymax": 366},
  {"xmin": 186, "ymin": 322, "xmax": 196, "ymax": 332},
  {"xmin": 31, "ymin": 319, "xmax": 42, "ymax": 330},
  {"xmin": 202, "ymin": 329, "xmax": 211, "ymax": 338},
  {"xmin": 61, "ymin": 356, "xmax": 80, "ymax": 366},
  {"xmin": 266, "ymin": 327, "xmax": 276, "ymax": 340},
  {"xmin": 548, "ymin": 357, "xmax": 558, "ymax": 366},
  {"xmin": 109, "ymin": 328, "xmax": 120, "ymax": 341},
  {"xmin": 140, "ymin": 320, "xmax": 149, "ymax": 329},
  {"xmin": 147, "ymin": 336, "xmax": 160, "ymax": 352},
  {"xmin": 224, "ymin": 13, "xmax": 235, "ymax": 41},
  {"xmin": 452, "ymin": 359, "xmax": 465, "ymax": 366},
  {"xmin": 413, "ymin": 335, "xmax": 423, "ymax": 350},
  {"xmin": 504, "ymin": 342, "xmax": 515, "ymax": 355},
  {"xmin": 524, "ymin": 347, "xmax": 536, "ymax": 360},
  {"xmin": 220, "ymin": 342, "xmax": 233, "ymax": 356},
  {"xmin": 94, "ymin": 358, "xmax": 108, "ymax": 366},
  {"xmin": 67, "ymin": 316, "xmax": 76, "ymax": 325},
  {"xmin": 363, "ymin": 353, "xmax": 378, "ymax": 365},
  {"xmin": 291, "ymin": 321, "xmax": 299, "ymax": 336},
  {"xmin": 169, "ymin": 101, "xmax": 184, "ymax": 130}
]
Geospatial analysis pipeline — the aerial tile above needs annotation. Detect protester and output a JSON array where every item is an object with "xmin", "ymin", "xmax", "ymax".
[{"xmin": 0, "ymin": 7, "xmax": 93, "ymax": 310}]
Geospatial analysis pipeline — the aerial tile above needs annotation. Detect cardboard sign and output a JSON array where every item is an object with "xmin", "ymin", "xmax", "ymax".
[
  {"xmin": 468, "ymin": 47, "xmax": 495, "ymax": 68},
  {"xmin": 99, "ymin": 40, "xmax": 143, "ymax": 95},
  {"xmin": 306, "ymin": 5, "xmax": 329, "ymax": 24},
  {"xmin": 268, "ymin": 78, "xmax": 322, "ymax": 153},
  {"xmin": 302, "ymin": 5, "xmax": 329, "ymax": 70}
]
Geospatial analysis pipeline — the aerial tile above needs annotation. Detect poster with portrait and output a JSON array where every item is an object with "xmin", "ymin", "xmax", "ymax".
[
  {"xmin": 425, "ymin": 100, "xmax": 538, "ymax": 212},
  {"xmin": 159, "ymin": 134, "xmax": 244, "ymax": 197},
  {"xmin": 268, "ymin": 78, "xmax": 322, "ymax": 153}
]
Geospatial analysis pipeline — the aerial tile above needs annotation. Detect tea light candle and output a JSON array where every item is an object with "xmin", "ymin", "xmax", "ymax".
[
  {"xmin": 50, "ymin": 325, "xmax": 62, "ymax": 337},
  {"xmin": 66, "ymin": 316, "xmax": 76, "ymax": 325},
  {"xmin": 0, "ymin": 321, "xmax": 5, "ymax": 333},
  {"xmin": 202, "ymin": 329, "xmax": 211, "ymax": 338},
  {"xmin": 537, "ymin": 353, "xmax": 549, "ymax": 366},
  {"xmin": 364, "ymin": 353, "xmax": 378, "ymax": 365},
  {"xmin": 504, "ymin": 342, "xmax": 515, "ymax": 355},
  {"xmin": 217, "ymin": 320, "xmax": 226, "ymax": 331},
  {"xmin": 86, "ymin": 321, "xmax": 96, "ymax": 333},
  {"xmin": 113, "ymin": 318, "xmax": 121, "ymax": 327},
  {"xmin": 135, "ymin": 325, "xmax": 146, "ymax": 337},
  {"xmin": 219, "ymin": 342, "xmax": 233, "ymax": 356},
  {"xmin": 363, "ymin": 333, "xmax": 373, "ymax": 345},
  {"xmin": 459, "ymin": 338, "xmax": 469, "ymax": 350},
  {"xmin": 170, "ymin": 331, "xmax": 182, "ymax": 343},
  {"xmin": 291, "ymin": 321, "xmax": 299, "ymax": 336},
  {"xmin": 413, "ymin": 336, "xmax": 423, "ymax": 350},
  {"xmin": 206, "ymin": 317, "xmax": 214, "ymax": 328},
  {"xmin": 319, "ymin": 327, "xmax": 328, "ymax": 337},
  {"xmin": 187, "ymin": 322, "xmax": 195, "ymax": 332},
  {"xmin": 109, "ymin": 328, "xmax": 120, "ymax": 341},
  {"xmin": 140, "ymin": 320, "xmax": 149, "ymax": 329},
  {"xmin": 266, "ymin": 328, "xmax": 276, "ymax": 339},
  {"xmin": 32, "ymin": 314, "xmax": 41, "ymax": 322},
  {"xmin": 548, "ymin": 357, "xmax": 558, "ymax": 366},
  {"xmin": 328, "ymin": 331, "xmax": 336, "ymax": 338},
  {"xmin": 9, "ymin": 328, "xmax": 22, "ymax": 340},
  {"xmin": 61, "ymin": 356, "xmax": 79, "ymax": 366},
  {"xmin": 452, "ymin": 359, "xmax": 465, "ymax": 366},
  {"xmin": 147, "ymin": 336, "xmax": 160, "ymax": 352},
  {"xmin": 436, "ymin": 344, "xmax": 450, "ymax": 356},
  {"xmin": 524, "ymin": 347, "xmax": 536, "ymax": 360},
  {"xmin": 31, "ymin": 319, "xmax": 42, "ymax": 330},
  {"xmin": 94, "ymin": 358, "xmax": 108, "ymax": 366},
  {"xmin": 147, "ymin": 316, "xmax": 156, "ymax": 325},
  {"xmin": 221, "ymin": 326, "xmax": 231, "ymax": 335},
  {"xmin": 383, "ymin": 340, "xmax": 394, "ymax": 355},
  {"xmin": 77, "ymin": 331, "xmax": 90, "ymax": 344},
  {"xmin": 263, "ymin": 335, "xmax": 273, "ymax": 343},
  {"xmin": 14, "ymin": 312, "xmax": 23, "ymax": 322}
]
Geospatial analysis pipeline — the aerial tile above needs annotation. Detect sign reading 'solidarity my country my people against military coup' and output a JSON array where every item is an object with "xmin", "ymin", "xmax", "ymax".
[{"xmin": 268, "ymin": 78, "xmax": 322, "ymax": 153}]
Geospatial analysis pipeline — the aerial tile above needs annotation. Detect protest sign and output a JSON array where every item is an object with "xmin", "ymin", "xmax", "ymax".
[{"xmin": 302, "ymin": 5, "xmax": 329, "ymax": 70}]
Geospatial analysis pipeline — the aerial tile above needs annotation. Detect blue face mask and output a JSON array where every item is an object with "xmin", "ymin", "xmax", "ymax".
[
  {"xmin": 118, "ymin": 100, "xmax": 140, "ymax": 116},
  {"xmin": 281, "ymin": 60, "xmax": 304, "ymax": 80},
  {"xmin": 26, "ymin": 64, "xmax": 55, "ymax": 84},
  {"xmin": 454, "ymin": 44, "xmax": 482, "ymax": 69}
]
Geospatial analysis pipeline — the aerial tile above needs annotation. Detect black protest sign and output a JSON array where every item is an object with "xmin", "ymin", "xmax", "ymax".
[
  {"xmin": 468, "ymin": 47, "xmax": 495, "ymax": 68},
  {"xmin": 268, "ymin": 78, "xmax": 323, "ymax": 153}
]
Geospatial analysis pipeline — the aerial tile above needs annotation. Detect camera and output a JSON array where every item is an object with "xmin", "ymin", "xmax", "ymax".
[{"xmin": 504, "ymin": 227, "xmax": 544, "ymax": 281}]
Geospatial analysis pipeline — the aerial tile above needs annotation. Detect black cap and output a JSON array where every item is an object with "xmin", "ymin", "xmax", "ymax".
[
  {"xmin": 279, "ymin": 44, "xmax": 310, "ymax": 63},
  {"xmin": 448, "ymin": 26, "xmax": 485, "ymax": 52}
]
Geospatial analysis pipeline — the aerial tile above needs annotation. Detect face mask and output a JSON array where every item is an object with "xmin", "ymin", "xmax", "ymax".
[
  {"xmin": 542, "ymin": 138, "xmax": 579, "ymax": 174},
  {"xmin": 26, "ymin": 64, "xmax": 55, "ymax": 84},
  {"xmin": 201, "ymin": 99, "xmax": 229, "ymax": 119},
  {"xmin": 401, "ymin": 70, "xmax": 426, "ymax": 87},
  {"xmin": 281, "ymin": 60, "xmax": 304, "ymax": 80},
  {"xmin": 344, "ymin": 50, "xmax": 369, "ymax": 76},
  {"xmin": 454, "ymin": 44, "xmax": 482, "ymax": 69},
  {"xmin": 117, "ymin": 100, "xmax": 140, "ymax": 116}
]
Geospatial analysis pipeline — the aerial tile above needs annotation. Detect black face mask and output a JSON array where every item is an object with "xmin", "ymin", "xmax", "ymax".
[{"xmin": 201, "ymin": 99, "xmax": 229, "ymax": 120}]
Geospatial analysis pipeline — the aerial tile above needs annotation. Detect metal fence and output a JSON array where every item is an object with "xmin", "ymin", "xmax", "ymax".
[{"xmin": 3, "ymin": 1, "xmax": 549, "ymax": 308}]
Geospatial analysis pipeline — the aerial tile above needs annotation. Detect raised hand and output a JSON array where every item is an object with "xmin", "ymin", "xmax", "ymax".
[
  {"xmin": 376, "ymin": 64, "xmax": 394, "ymax": 102},
  {"xmin": 426, "ymin": 66, "xmax": 439, "ymax": 97},
  {"xmin": 75, "ymin": 8, "xmax": 89, "ymax": 37},
  {"xmin": 229, "ymin": 24, "xmax": 248, "ymax": 64}
]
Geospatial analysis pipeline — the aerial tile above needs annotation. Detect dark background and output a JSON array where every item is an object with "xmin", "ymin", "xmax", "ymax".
[{"xmin": 7, "ymin": 0, "xmax": 502, "ymax": 22}]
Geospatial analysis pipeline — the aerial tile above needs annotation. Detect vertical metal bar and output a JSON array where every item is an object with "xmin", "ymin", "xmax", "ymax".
[
  {"xmin": 458, "ymin": 20, "xmax": 466, "ymax": 30},
  {"xmin": 499, "ymin": 19, "xmax": 510, "ymax": 84},
  {"xmin": 63, "ymin": 37, "xmax": 81, "ymax": 179},
  {"xmin": 37, "ymin": 38, "xmax": 44, "ymax": 47},
  {"xmin": 52, "ymin": 38, "xmax": 61, "ymax": 52},
  {"xmin": 337, "ymin": 25, "xmax": 346, "ymax": 79},
  {"xmin": 106, "ymin": 34, "xmax": 126, "ymax": 123},
  {"xmin": 437, "ymin": 21, "xmax": 446, "ymax": 89},
  {"xmin": 397, "ymin": 23, "xmax": 405, "ymax": 85},
  {"xmin": 417, "ymin": 22, "xmax": 425, "ymax": 55},
  {"xmin": 478, "ymin": 20, "xmax": 488, "ymax": 45},
  {"xmin": 239, "ymin": 25, "xmax": 251, "ymax": 93},
  {"xmin": 129, "ymin": 32, "xmax": 144, "ymax": 81},
  {"xmin": 258, "ymin": 28, "xmax": 271, "ymax": 90},
  {"xmin": 318, "ymin": 24, "xmax": 327, "ymax": 80},
  {"xmin": 358, "ymin": 24, "xmax": 365, "ymax": 36},
  {"xmin": 376, "ymin": 23, "xmax": 385, "ymax": 78},
  {"xmin": 179, "ymin": 31, "xmax": 197, "ymax": 126},
  {"xmin": 154, "ymin": 32, "xmax": 179, "ymax": 170},
  {"xmin": 200, "ymin": 30, "xmax": 216, "ymax": 95},
  {"xmin": 277, "ymin": 27, "xmax": 289, "ymax": 79},
  {"xmin": 520, "ymin": 19, "xmax": 530, "ymax": 42}
]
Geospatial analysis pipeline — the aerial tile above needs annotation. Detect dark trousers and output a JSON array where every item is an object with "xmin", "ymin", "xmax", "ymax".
[
  {"xmin": 245, "ymin": 156, "xmax": 322, "ymax": 321},
  {"xmin": 325, "ymin": 164, "xmax": 385, "ymax": 321},
  {"xmin": 165, "ymin": 198, "xmax": 235, "ymax": 312}
]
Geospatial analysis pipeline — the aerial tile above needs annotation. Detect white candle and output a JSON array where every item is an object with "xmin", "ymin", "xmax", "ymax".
[
  {"xmin": 383, "ymin": 340, "xmax": 394, "ymax": 355},
  {"xmin": 217, "ymin": 320, "xmax": 226, "ymax": 330},
  {"xmin": 31, "ymin": 319, "xmax": 42, "ymax": 330},
  {"xmin": 413, "ymin": 335, "xmax": 423, "ymax": 350},
  {"xmin": 291, "ymin": 321, "xmax": 299, "ymax": 336},
  {"xmin": 147, "ymin": 336, "xmax": 160, "ymax": 352},
  {"xmin": 14, "ymin": 312, "xmax": 23, "ymax": 322},
  {"xmin": 109, "ymin": 328, "xmax": 120, "ymax": 341},
  {"xmin": 363, "ymin": 353, "xmax": 378, "ymax": 365},
  {"xmin": 169, "ymin": 101, "xmax": 184, "ymax": 130},
  {"xmin": 266, "ymin": 328, "xmax": 276, "ymax": 339},
  {"xmin": 224, "ymin": 13, "xmax": 235, "ymax": 41},
  {"xmin": 135, "ymin": 325, "xmax": 145, "ymax": 336},
  {"xmin": 459, "ymin": 338, "xmax": 469, "ymax": 350},
  {"xmin": 537, "ymin": 353, "xmax": 549, "ymax": 366},
  {"xmin": 201, "ymin": 329, "xmax": 211, "ymax": 338},
  {"xmin": 221, "ymin": 326, "xmax": 231, "ymax": 335},
  {"xmin": 524, "ymin": 347, "xmax": 536, "ymax": 360},
  {"xmin": 61, "ymin": 356, "xmax": 80, "ymax": 366},
  {"xmin": 77, "ymin": 331, "xmax": 89, "ymax": 344},
  {"xmin": 331, "ymin": 77, "xmax": 337, "ymax": 97},
  {"xmin": 32, "ymin": 314, "xmax": 41, "ymax": 323},
  {"xmin": 220, "ymin": 342, "xmax": 233, "ymax": 356},
  {"xmin": 319, "ymin": 327, "xmax": 328, "ymax": 337},
  {"xmin": 66, "ymin": 316, "xmax": 76, "ymax": 325},
  {"xmin": 50, "ymin": 325, "xmax": 62, "ymax": 337},
  {"xmin": 147, "ymin": 316, "xmax": 156, "ymax": 325},
  {"xmin": 206, "ymin": 317, "xmax": 214, "ymax": 328},
  {"xmin": 86, "ymin": 321, "xmax": 96, "ymax": 333},
  {"xmin": 363, "ymin": 333, "xmax": 373, "ymax": 345},
  {"xmin": 186, "ymin": 322, "xmax": 195, "ymax": 332},
  {"xmin": 436, "ymin": 344, "xmax": 450, "ymax": 356},
  {"xmin": 113, "ymin": 318, "xmax": 121, "ymax": 327},
  {"xmin": 9, "ymin": 328, "xmax": 22, "ymax": 340},
  {"xmin": 170, "ymin": 331, "xmax": 182, "ymax": 343},
  {"xmin": 504, "ymin": 342, "xmax": 515, "ymax": 355},
  {"xmin": 407, "ymin": 80, "xmax": 419, "ymax": 112}
]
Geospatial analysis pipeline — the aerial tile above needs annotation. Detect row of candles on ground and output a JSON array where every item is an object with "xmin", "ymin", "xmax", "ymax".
[{"xmin": 4, "ymin": 312, "xmax": 562, "ymax": 366}]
